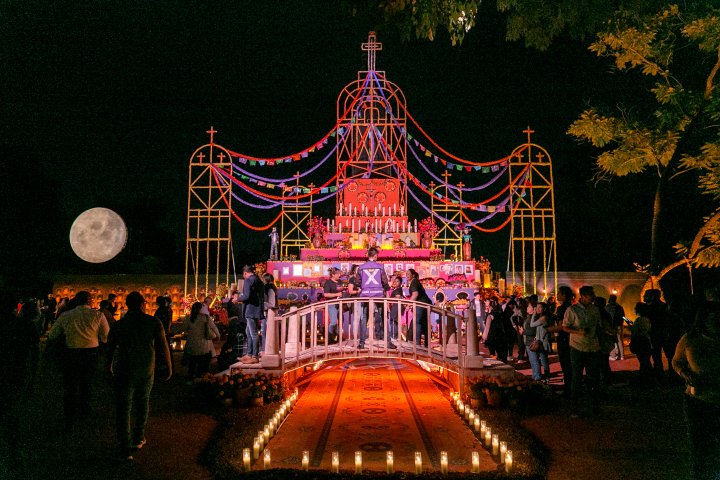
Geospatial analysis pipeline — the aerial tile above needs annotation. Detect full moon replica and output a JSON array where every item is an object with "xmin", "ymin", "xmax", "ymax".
[{"xmin": 69, "ymin": 207, "xmax": 128, "ymax": 263}]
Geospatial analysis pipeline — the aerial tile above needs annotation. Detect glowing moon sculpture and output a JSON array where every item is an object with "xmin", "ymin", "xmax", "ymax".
[{"xmin": 69, "ymin": 207, "xmax": 128, "ymax": 263}]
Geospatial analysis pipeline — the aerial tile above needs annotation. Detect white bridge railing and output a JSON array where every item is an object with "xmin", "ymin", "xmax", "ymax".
[{"xmin": 262, "ymin": 297, "xmax": 468, "ymax": 374}]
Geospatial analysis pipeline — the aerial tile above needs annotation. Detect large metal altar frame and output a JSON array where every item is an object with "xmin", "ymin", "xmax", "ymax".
[
  {"xmin": 280, "ymin": 173, "xmax": 312, "ymax": 259},
  {"xmin": 335, "ymin": 32, "xmax": 408, "ymax": 213},
  {"xmin": 507, "ymin": 128, "xmax": 558, "ymax": 295},
  {"xmin": 431, "ymin": 171, "xmax": 463, "ymax": 257},
  {"xmin": 184, "ymin": 128, "xmax": 233, "ymax": 298}
]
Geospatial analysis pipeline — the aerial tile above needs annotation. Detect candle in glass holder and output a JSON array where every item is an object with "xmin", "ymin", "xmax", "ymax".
[
  {"xmin": 386, "ymin": 451, "xmax": 394, "ymax": 474},
  {"xmin": 257, "ymin": 432, "xmax": 264, "ymax": 450},
  {"xmin": 243, "ymin": 448, "xmax": 251, "ymax": 471},
  {"xmin": 458, "ymin": 402, "xmax": 465, "ymax": 415},
  {"xmin": 474, "ymin": 417, "xmax": 480, "ymax": 432},
  {"xmin": 301, "ymin": 451, "xmax": 309, "ymax": 471},
  {"xmin": 415, "ymin": 451, "xmax": 423, "ymax": 474},
  {"xmin": 263, "ymin": 426, "xmax": 270, "ymax": 443},
  {"xmin": 468, "ymin": 410, "xmax": 475, "ymax": 424},
  {"xmin": 505, "ymin": 450, "xmax": 513, "ymax": 473},
  {"xmin": 471, "ymin": 451, "xmax": 480, "ymax": 473},
  {"xmin": 440, "ymin": 451, "xmax": 448, "ymax": 474},
  {"xmin": 465, "ymin": 407, "xmax": 472, "ymax": 422},
  {"xmin": 355, "ymin": 451, "xmax": 362, "ymax": 474},
  {"xmin": 480, "ymin": 420, "xmax": 487, "ymax": 436},
  {"xmin": 492, "ymin": 434, "xmax": 499, "ymax": 455},
  {"xmin": 499, "ymin": 441, "xmax": 507, "ymax": 463},
  {"xmin": 253, "ymin": 438, "xmax": 260, "ymax": 459},
  {"xmin": 268, "ymin": 420, "xmax": 276, "ymax": 437},
  {"xmin": 485, "ymin": 427, "xmax": 492, "ymax": 447},
  {"xmin": 263, "ymin": 449, "xmax": 271, "ymax": 469},
  {"xmin": 331, "ymin": 451, "xmax": 339, "ymax": 473}
]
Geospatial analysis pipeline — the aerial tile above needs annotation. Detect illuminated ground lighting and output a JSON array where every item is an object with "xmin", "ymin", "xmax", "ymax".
[{"xmin": 265, "ymin": 358, "xmax": 498, "ymax": 473}]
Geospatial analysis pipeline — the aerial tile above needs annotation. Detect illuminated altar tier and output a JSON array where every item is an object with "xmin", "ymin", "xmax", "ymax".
[
  {"xmin": 300, "ymin": 247, "xmax": 431, "ymax": 261},
  {"xmin": 325, "ymin": 232, "xmax": 419, "ymax": 247},
  {"xmin": 334, "ymin": 215, "xmax": 411, "ymax": 233}
]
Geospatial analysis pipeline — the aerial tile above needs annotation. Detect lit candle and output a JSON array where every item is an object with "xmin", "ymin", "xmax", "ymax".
[
  {"xmin": 505, "ymin": 450, "xmax": 513, "ymax": 473},
  {"xmin": 253, "ymin": 438, "xmax": 260, "ymax": 459},
  {"xmin": 257, "ymin": 432, "xmax": 264, "ymax": 451},
  {"xmin": 302, "ymin": 450, "xmax": 309, "ymax": 471},
  {"xmin": 480, "ymin": 420, "xmax": 487, "ymax": 436},
  {"xmin": 415, "ymin": 451, "xmax": 423, "ymax": 474},
  {"xmin": 440, "ymin": 451, "xmax": 448, "ymax": 474},
  {"xmin": 468, "ymin": 411, "xmax": 475, "ymax": 424},
  {"xmin": 499, "ymin": 441, "xmax": 507, "ymax": 463},
  {"xmin": 339, "ymin": 202, "xmax": 343, "ymax": 215},
  {"xmin": 331, "ymin": 451, "xmax": 339, "ymax": 473},
  {"xmin": 386, "ymin": 451, "xmax": 394, "ymax": 474},
  {"xmin": 263, "ymin": 449, "xmax": 271, "ymax": 469},
  {"xmin": 327, "ymin": 219, "xmax": 330, "ymax": 231},
  {"xmin": 374, "ymin": 206, "xmax": 377, "ymax": 216},
  {"xmin": 492, "ymin": 434, "xmax": 499, "ymax": 456},
  {"xmin": 280, "ymin": 405, "xmax": 286, "ymax": 417},
  {"xmin": 355, "ymin": 451, "xmax": 362, "ymax": 474},
  {"xmin": 393, "ymin": 204, "xmax": 397, "ymax": 215},
  {"xmin": 383, "ymin": 206, "xmax": 386, "ymax": 216},
  {"xmin": 471, "ymin": 451, "xmax": 480, "ymax": 473},
  {"xmin": 474, "ymin": 417, "xmax": 480, "ymax": 432},
  {"xmin": 354, "ymin": 207, "xmax": 357, "ymax": 216},
  {"xmin": 401, "ymin": 206, "xmax": 404, "ymax": 216},
  {"xmin": 465, "ymin": 407, "xmax": 471, "ymax": 422},
  {"xmin": 263, "ymin": 426, "xmax": 270, "ymax": 443},
  {"xmin": 268, "ymin": 419, "xmax": 276, "ymax": 436},
  {"xmin": 243, "ymin": 448, "xmax": 251, "ymax": 471},
  {"xmin": 459, "ymin": 402, "xmax": 465, "ymax": 415},
  {"xmin": 485, "ymin": 427, "xmax": 492, "ymax": 447}
]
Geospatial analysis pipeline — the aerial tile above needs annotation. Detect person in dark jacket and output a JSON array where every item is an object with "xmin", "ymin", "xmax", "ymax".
[{"xmin": 105, "ymin": 291, "xmax": 172, "ymax": 462}]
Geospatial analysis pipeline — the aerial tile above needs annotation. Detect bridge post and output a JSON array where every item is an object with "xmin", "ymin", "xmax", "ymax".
[
  {"xmin": 463, "ymin": 305, "xmax": 484, "ymax": 370},
  {"xmin": 284, "ymin": 306, "xmax": 300, "ymax": 358},
  {"xmin": 261, "ymin": 308, "xmax": 281, "ymax": 368}
]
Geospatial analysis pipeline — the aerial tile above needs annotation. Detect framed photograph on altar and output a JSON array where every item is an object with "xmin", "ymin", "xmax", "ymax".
[
  {"xmin": 292, "ymin": 264, "xmax": 303, "ymax": 277},
  {"xmin": 313, "ymin": 264, "xmax": 321, "ymax": 273},
  {"xmin": 282, "ymin": 266, "xmax": 290, "ymax": 276},
  {"xmin": 405, "ymin": 263, "xmax": 415, "ymax": 272},
  {"xmin": 303, "ymin": 268, "xmax": 312, "ymax": 277},
  {"xmin": 340, "ymin": 262, "xmax": 350, "ymax": 273},
  {"xmin": 442, "ymin": 264, "xmax": 453, "ymax": 274},
  {"xmin": 322, "ymin": 265, "xmax": 330, "ymax": 276},
  {"xmin": 396, "ymin": 263, "xmax": 405, "ymax": 272},
  {"xmin": 455, "ymin": 265, "xmax": 464, "ymax": 274},
  {"xmin": 429, "ymin": 265, "xmax": 439, "ymax": 276},
  {"xmin": 464, "ymin": 265, "xmax": 473, "ymax": 275},
  {"xmin": 384, "ymin": 264, "xmax": 394, "ymax": 277}
]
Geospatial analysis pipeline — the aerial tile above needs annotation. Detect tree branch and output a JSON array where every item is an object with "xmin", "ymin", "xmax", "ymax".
[{"xmin": 705, "ymin": 46, "xmax": 720, "ymax": 99}]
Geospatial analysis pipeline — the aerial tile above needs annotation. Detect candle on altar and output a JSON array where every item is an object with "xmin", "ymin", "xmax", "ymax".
[
  {"xmin": 339, "ymin": 202, "xmax": 343, "ymax": 215},
  {"xmin": 440, "ymin": 451, "xmax": 448, "ymax": 474},
  {"xmin": 414, "ymin": 219, "xmax": 418, "ymax": 231},
  {"xmin": 400, "ymin": 206, "xmax": 404, "ymax": 216},
  {"xmin": 327, "ymin": 219, "xmax": 330, "ymax": 231},
  {"xmin": 374, "ymin": 206, "xmax": 377, "ymax": 216},
  {"xmin": 499, "ymin": 441, "xmax": 507, "ymax": 462},
  {"xmin": 386, "ymin": 451, "xmax": 394, "ymax": 474},
  {"xmin": 253, "ymin": 438, "xmax": 260, "ymax": 459},
  {"xmin": 354, "ymin": 207, "xmax": 357, "ymax": 216},
  {"xmin": 414, "ymin": 451, "xmax": 423, "ymax": 474},
  {"xmin": 354, "ymin": 451, "xmax": 362, "ymax": 474},
  {"xmin": 505, "ymin": 451, "xmax": 513, "ymax": 473},
  {"xmin": 351, "ymin": 219, "xmax": 355, "ymax": 233},
  {"xmin": 383, "ymin": 206, "xmax": 386, "ymax": 216},
  {"xmin": 492, "ymin": 434, "xmax": 499, "ymax": 455},
  {"xmin": 393, "ymin": 203, "xmax": 397, "ymax": 215},
  {"xmin": 339, "ymin": 224, "xmax": 342, "ymax": 233},
  {"xmin": 331, "ymin": 452, "xmax": 339, "ymax": 473},
  {"xmin": 263, "ymin": 449, "xmax": 271, "ymax": 469},
  {"xmin": 348, "ymin": 203, "xmax": 352, "ymax": 215}
]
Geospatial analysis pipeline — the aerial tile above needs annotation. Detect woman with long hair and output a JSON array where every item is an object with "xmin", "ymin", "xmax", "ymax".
[
  {"xmin": 405, "ymin": 269, "xmax": 432, "ymax": 347},
  {"xmin": 530, "ymin": 302, "xmax": 552, "ymax": 381},
  {"xmin": 182, "ymin": 301, "xmax": 219, "ymax": 383}
]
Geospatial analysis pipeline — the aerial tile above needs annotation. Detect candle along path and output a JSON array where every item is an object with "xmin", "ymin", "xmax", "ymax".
[{"xmin": 261, "ymin": 358, "xmax": 494, "ymax": 472}]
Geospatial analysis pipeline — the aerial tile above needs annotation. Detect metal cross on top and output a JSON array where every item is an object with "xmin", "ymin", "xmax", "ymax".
[{"xmin": 362, "ymin": 31, "xmax": 382, "ymax": 71}]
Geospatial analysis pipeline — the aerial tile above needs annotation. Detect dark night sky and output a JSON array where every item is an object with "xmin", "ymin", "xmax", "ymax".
[{"xmin": 1, "ymin": 1, "xmax": 703, "ymax": 293}]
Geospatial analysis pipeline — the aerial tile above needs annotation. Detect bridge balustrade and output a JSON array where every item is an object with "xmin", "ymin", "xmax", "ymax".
[{"xmin": 263, "ymin": 297, "xmax": 470, "ymax": 375}]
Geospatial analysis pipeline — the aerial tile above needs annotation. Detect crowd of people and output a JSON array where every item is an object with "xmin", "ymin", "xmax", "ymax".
[{"xmin": 0, "ymin": 256, "xmax": 717, "ymax": 476}]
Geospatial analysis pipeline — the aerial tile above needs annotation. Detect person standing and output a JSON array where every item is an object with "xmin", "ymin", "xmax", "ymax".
[
  {"xmin": 47, "ymin": 291, "xmax": 110, "ymax": 432},
  {"xmin": 672, "ymin": 286, "xmax": 720, "ymax": 480},
  {"xmin": 406, "ymin": 268, "xmax": 431, "ymax": 347},
  {"xmin": 387, "ymin": 274, "xmax": 404, "ymax": 349},
  {"xmin": 644, "ymin": 289, "xmax": 670, "ymax": 379},
  {"xmin": 182, "ymin": 302, "xmax": 219, "ymax": 381},
  {"xmin": 357, "ymin": 247, "xmax": 389, "ymax": 349},
  {"xmin": 548, "ymin": 286, "xmax": 574, "ymax": 397},
  {"xmin": 322, "ymin": 268, "xmax": 344, "ymax": 344},
  {"xmin": 237, "ymin": 265, "xmax": 264, "ymax": 363},
  {"xmin": 606, "ymin": 294, "xmax": 626, "ymax": 360},
  {"xmin": 562, "ymin": 285, "xmax": 602, "ymax": 417},
  {"xmin": 268, "ymin": 226, "xmax": 279, "ymax": 260},
  {"xmin": 0, "ymin": 293, "xmax": 39, "ymax": 475},
  {"xmin": 105, "ymin": 291, "xmax": 172, "ymax": 461}
]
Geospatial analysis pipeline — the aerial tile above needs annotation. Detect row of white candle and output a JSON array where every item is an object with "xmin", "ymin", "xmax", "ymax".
[
  {"xmin": 334, "ymin": 218, "xmax": 416, "ymax": 234},
  {"xmin": 451, "ymin": 391, "xmax": 513, "ymax": 473},
  {"xmin": 243, "ymin": 389, "xmax": 299, "ymax": 471},
  {"xmin": 339, "ymin": 203, "xmax": 405, "ymax": 217},
  {"xmin": 295, "ymin": 449, "xmax": 483, "ymax": 474}
]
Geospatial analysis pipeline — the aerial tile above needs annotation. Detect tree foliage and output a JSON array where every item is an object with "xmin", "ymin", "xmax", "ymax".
[{"xmin": 568, "ymin": 4, "xmax": 720, "ymax": 281}]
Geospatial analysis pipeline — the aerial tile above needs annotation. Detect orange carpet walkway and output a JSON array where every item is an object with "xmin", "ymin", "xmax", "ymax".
[{"xmin": 265, "ymin": 358, "xmax": 495, "ymax": 473}]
